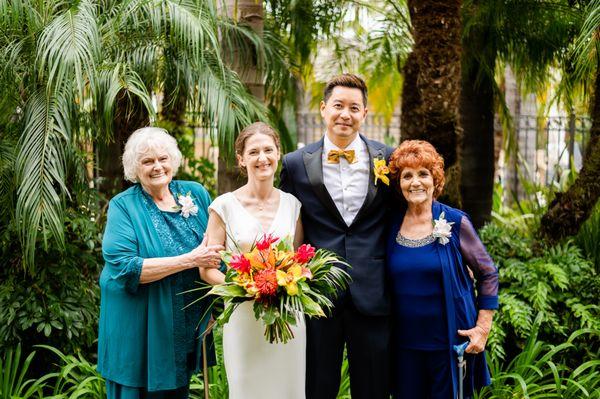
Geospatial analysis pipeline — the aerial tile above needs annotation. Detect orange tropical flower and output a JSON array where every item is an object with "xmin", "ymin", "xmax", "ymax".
[{"xmin": 254, "ymin": 268, "xmax": 278, "ymax": 296}]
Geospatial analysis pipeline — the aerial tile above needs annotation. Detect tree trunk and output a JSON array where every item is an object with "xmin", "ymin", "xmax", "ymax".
[
  {"xmin": 401, "ymin": 0, "xmax": 463, "ymax": 207},
  {"xmin": 539, "ymin": 67, "xmax": 600, "ymax": 242},
  {"xmin": 459, "ymin": 6, "xmax": 496, "ymax": 229},
  {"xmin": 217, "ymin": 0, "xmax": 264, "ymax": 195},
  {"xmin": 97, "ymin": 91, "xmax": 150, "ymax": 196}
]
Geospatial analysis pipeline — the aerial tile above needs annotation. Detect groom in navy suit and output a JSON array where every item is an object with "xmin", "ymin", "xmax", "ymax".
[{"xmin": 280, "ymin": 74, "xmax": 393, "ymax": 399}]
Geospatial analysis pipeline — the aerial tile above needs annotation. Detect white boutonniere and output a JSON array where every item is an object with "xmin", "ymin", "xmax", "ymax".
[
  {"xmin": 432, "ymin": 212, "xmax": 454, "ymax": 245},
  {"xmin": 173, "ymin": 192, "xmax": 198, "ymax": 218}
]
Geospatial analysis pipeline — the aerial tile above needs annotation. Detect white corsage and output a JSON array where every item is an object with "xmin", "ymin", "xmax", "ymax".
[
  {"xmin": 432, "ymin": 212, "xmax": 454, "ymax": 245},
  {"xmin": 173, "ymin": 192, "xmax": 198, "ymax": 218}
]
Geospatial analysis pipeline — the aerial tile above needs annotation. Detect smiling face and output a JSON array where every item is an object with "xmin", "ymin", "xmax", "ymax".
[
  {"xmin": 238, "ymin": 132, "xmax": 280, "ymax": 181},
  {"xmin": 320, "ymin": 86, "xmax": 367, "ymax": 147},
  {"xmin": 137, "ymin": 147, "xmax": 173, "ymax": 191},
  {"xmin": 399, "ymin": 166, "xmax": 435, "ymax": 206}
]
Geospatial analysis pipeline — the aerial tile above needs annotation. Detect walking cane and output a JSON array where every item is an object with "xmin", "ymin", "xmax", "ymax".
[
  {"xmin": 202, "ymin": 318, "xmax": 217, "ymax": 399},
  {"xmin": 453, "ymin": 341, "xmax": 469, "ymax": 399}
]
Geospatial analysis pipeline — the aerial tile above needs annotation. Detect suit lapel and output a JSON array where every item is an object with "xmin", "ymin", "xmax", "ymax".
[
  {"xmin": 350, "ymin": 137, "xmax": 384, "ymax": 227},
  {"xmin": 303, "ymin": 141, "xmax": 346, "ymax": 226}
]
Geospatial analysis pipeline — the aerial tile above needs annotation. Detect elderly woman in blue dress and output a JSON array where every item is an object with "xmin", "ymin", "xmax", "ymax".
[
  {"xmin": 386, "ymin": 140, "xmax": 499, "ymax": 399},
  {"xmin": 98, "ymin": 127, "xmax": 224, "ymax": 399}
]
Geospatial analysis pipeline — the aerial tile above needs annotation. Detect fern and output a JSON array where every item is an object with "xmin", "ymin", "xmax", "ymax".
[{"xmin": 480, "ymin": 221, "xmax": 599, "ymax": 363}]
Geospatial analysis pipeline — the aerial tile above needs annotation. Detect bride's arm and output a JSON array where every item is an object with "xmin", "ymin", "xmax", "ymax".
[
  {"xmin": 293, "ymin": 217, "xmax": 304, "ymax": 250},
  {"xmin": 199, "ymin": 210, "xmax": 227, "ymax": 285}
]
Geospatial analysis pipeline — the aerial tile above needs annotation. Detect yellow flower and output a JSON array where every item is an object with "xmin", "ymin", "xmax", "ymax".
[
  {"xmin": 276, "ymin": 265, "xmax": 304, "ymax": 296},
  {"xmin": 373, "ymin": 158, "xmax": 390, "ymax": 186}
]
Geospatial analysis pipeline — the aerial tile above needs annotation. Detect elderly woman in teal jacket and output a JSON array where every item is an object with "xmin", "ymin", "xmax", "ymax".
[{"xmin": 98, "ymin": 127, "xmax": 224, "ymax": 399}]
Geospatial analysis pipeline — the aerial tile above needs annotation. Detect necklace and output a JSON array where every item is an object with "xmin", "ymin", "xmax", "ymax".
[{"xmin": 254, "ymin": 190, "xmax": 276, "ymax": 212}]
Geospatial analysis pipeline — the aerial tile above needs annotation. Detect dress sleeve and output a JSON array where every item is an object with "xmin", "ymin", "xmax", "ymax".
[
  {"xmin": 459, "ymin": 216, "xmax": 499, "ymax": 310},
  {"xmin": 102, "ymin": 199, "xmax": 144, "ymax": 294},
  {"xmin": 208, "ymin": 194, "xmax": 227, "ymax": 224}
]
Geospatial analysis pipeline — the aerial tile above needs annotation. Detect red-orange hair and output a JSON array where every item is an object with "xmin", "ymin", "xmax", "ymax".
[{"xmin": 388, "ymin": 140, "xmax": 445, "ymax": 198}]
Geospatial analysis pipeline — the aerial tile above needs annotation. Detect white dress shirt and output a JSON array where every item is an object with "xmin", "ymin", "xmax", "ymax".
[{"xmin": 322, "ymin": 134, "xmax": 369, "ymax": 226}]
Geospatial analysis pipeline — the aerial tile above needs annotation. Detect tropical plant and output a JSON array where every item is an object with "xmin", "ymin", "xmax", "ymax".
[
  {"xmin": 576, "ymin": 202, "xmax": 600, "ymax": 274},
  {"xmin": 460, "ymin": 0, "xmax": 581, "ymax": 228},
  {"xmin": 0, "ymin": 345, "xmax": 44, "ymax": 399},
  {"xmin": 539, "ymin": 0, "xmax": 600, "ymax": 241},
  {"xmin": 33, "ymin": 345, "xmax": 106, "ymax": 398},
  {"xmin": 0, "ymin": 0, "xmax": 275, "ymax": 269},
  {"xmin": 477, "ymin": 316, "xmax": 600, "ymax": 399},
  {"xmin": 480, "ymin": 219, "xmax": 600, "ymax": 362},
  {"xmin": 0, "ymin": 186, "xmax": 104, "ymax": 366},
  {"xmin": 401, "ymin": 0, "xmax": 464, "ymax": 207}
]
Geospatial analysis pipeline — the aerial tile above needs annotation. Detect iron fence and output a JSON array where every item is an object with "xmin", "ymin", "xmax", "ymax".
[
  {"xmin": 296, "ymin": 112, "xmax": 402, "ymax": 146},
  {"xmin": 511, "ymin": 115, "xmax": 591, "ymax": 187},
  {"xmin": 189, "ymin": 112, "xmax": 592, "ymax": 193}
]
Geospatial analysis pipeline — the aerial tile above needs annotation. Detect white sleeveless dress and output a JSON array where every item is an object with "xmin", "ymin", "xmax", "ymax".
[{"xmin": 209, "ymin": 190, "xmax": 306, "ymax": 399}]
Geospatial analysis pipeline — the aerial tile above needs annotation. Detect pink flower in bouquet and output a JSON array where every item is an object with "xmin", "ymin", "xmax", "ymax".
[
  {"xmin": 254, "ymin": 268, "xmax": 278, "ymax": 296},
  {"xmin": 294, "ymin": 244, "xmax": 316, "ymax": 264},
  {"xmin": 256, "ymin": 233, "xmax": 278, "ymax": 251},
  {"xmin": 230, "ymin": 253, "xmax": 251, "ymax": 274}
]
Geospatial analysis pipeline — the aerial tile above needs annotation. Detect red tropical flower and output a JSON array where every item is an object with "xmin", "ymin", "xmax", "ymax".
[
  {"xmin": 294, "ymin": 244, "xmax": 316, "ymax": 264},
  {"xmin": 230, "ymin": 253, "xmax": 251, "ymax": 274},
  {"xmin": 254, "ymin": 268, "xmax": 278, "ymax": 296},
  {"xmin": 256, "ymin": 233, "xmax": 278, "ymax": 251}
]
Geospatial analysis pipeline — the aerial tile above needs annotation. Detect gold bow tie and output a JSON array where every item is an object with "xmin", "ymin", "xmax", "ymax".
[{"xmin": 327, "ymin": 149, "xmax": 357, "ymax": 164}]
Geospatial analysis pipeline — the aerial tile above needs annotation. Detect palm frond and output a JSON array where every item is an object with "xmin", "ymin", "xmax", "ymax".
[
  {"xmin": 93, "ymin": 63, "xmax": 155, "ymax": 138},
  {"xmin": 573, "ymin": 0, "xmax": 600, "ymax": 81},
  {"xmin": 179, "ymin": 51, "xmax": 268, "ymax": 160},
  {"xmin": 36, "ymin": 0, "xmax": 100, "ymax": 97},
  {"xmin": 15, "ymin": 89, "xmax": 72, "ymax": 269}
]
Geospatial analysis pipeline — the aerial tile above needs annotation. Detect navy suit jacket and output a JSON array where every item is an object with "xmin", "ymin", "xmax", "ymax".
[{"xmin": 280, "ymin": 135, "xmax": 395, "ymax": 316}]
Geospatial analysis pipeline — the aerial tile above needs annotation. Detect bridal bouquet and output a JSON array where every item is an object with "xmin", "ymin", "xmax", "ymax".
[{"xmin": 206, "ymin": 234, "xmax": 351, "ymax": 343}]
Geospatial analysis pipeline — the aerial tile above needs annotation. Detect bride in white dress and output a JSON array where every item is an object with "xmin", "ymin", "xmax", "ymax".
[{"xmin": 201, "ymin": 122, "xmax": 306, "ymax": 399}]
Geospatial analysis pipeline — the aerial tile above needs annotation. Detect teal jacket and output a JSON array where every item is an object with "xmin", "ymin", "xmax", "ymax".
[{"xmin": 97, "ymin": 181, "xmax": 212, "ymax": 390}]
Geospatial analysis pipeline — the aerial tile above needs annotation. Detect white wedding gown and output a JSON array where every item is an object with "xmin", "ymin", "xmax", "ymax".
[{"xmin": 209, "ymin": 190, "xmax": 306, "ymax": 399}]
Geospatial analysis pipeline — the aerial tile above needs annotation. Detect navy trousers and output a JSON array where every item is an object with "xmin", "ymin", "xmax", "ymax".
[{"xmin": 305, "ymin": 298, "xmax": 390, "ymax": 399}]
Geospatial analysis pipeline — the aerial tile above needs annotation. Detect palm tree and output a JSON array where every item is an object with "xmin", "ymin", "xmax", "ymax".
[
  {"xmin": 459, "ymin": 0, "xmax": 579, "ymax": 227},
  {"xmin": 540, "ymin": 0, "xmax": 600, "ymax": 242},
  {"xmin": 0, "ymin": 0, "xmax": 271, "ymax": 269},
  {"xmin": 401, "ymin": 0, "xmax": 464, "ymax": 207}
]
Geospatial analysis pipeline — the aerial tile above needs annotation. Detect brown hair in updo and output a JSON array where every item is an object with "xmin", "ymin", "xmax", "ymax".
[
  {"xmin": 388, "ymin": 140, "xmax": 445, "ymax": 198},
  {"xmin": 234, "ymin": 122, "xmax": 281, "ymax": 175}
]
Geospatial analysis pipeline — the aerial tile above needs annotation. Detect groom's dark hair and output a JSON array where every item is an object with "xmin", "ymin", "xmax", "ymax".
[{"xmin": 323, "ymin": 73, "xmax": 368, "ymax": 107}]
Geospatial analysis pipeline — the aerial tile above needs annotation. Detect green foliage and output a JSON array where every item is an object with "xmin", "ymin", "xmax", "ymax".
[
  {"xmin": 0, "ymin": 188, "xmax": 104, "ymax": 363},
  {"xmin": 0, "ymin": 0, "xmax": 278, "ymax": 267},
  {"xmin": 0, "ymin": 345, "xmax": 44, "ymax": 398},
  {"xmin": 189, "ymin": 326, "xmax": 228, "ymax": 399},
  {"xmin": 477, "ymin": 316, "xmax": 600, "ymax": 399},
  {"xmin": 576, "ymin": 201, "xmax": 600, "ymax": 274},
  {"xmin": 156, "ymin": 120, "xmax": 218, "ymax": 198},
  {"xmin": 480, "ymin": 219, "xmax": 600, "ymax": 362}
]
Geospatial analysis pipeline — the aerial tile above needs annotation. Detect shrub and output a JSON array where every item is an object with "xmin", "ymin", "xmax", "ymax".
[
  {"xmin": 480, "ymin": 220, "xmax": 600, "ymax": 363},
  {"xmin": 576, "ymin": 201, "xmax": 600, "ymax": 274},
  {"xmin": 477, "ymin": 316, "xmax": 600, "ymax": 399},
  {"xmin": 0, "ymin": 189, "xmax": 104, "ymax": 371}
]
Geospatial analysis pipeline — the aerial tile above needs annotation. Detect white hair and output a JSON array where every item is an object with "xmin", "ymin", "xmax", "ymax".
[{"xmin": 122, "ymin": 127, "xmax": 183, "ymax": 183}]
